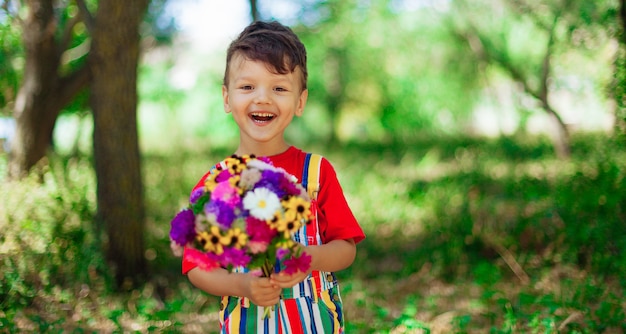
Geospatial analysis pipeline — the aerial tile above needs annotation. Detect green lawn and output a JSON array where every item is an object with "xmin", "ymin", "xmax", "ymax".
[{"xmin": 1, "ymin": 133, "xmax": 625, "ymax": 333}]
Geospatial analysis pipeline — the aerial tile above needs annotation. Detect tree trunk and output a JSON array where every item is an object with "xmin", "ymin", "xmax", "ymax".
[
  {"xmin": 8, "ymin": 0, "xmax": 89, "ymax": 179},
  {"xmin": 616, "ymin": 0, "xmax": 626, "ymax": 139},
  {"xmin": 540, "ymin": 100, "xmax": 571, "ymax": 158},
  {"xmin": 90, "ymin": 0, "xmax": 149, "ymax": 288}
]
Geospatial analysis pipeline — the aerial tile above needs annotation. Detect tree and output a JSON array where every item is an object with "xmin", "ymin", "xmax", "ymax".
[
  {"xmin": 450, "ymin": 0, "xmax": 617, "ymax": 158},
  {"xmin": 90, "ymin": 0, "xmax": 149, "ymax": 288},
  {"xmin": 6, "ymin": 0, "xmax": 90, "ymax": 179},
  {"xmin": 449, "ymin": 0, "xmax": 570, "ymax": 157},
  {"xmin": 3, "ymin": 0, "xmax": 152, "ymax": 287}
]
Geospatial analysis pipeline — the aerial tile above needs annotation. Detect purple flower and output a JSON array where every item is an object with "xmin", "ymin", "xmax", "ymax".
[
  {"xmin": 220, "ymin": 247, "xmax": 251, "ymax": 268},
  {"xmin": 169, "ymin": 209, "xmax": 196, "ymax": 246},
  {"xmin": 190, "ymin": 188, "xmax": 205, "ymax": 204},
  {"xmin": 279, "ymin": 175, "xmax": 302, "ymax": 196},
  {"xmin": 276, "ymin": 247, "xmax": 289, "ymax": 261},
  {"xmin": 256, "ymin": 170, "xmax": 287, "ymax": 197},
  {"xmin": 204, "ymin": 200, "xmax": 236, "ymax": 228},
  {"xmin": 282, "ymin": 253, "xmax": 312, "ymax": 275},
  {"xmin": 261, "ymin": 170, "xmax": 282, "ymax": 184}
]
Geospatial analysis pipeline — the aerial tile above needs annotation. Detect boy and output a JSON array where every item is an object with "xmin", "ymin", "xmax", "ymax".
[{"xmin": 182, "ymin": 21, "xmax": 365, "ymax": 333}]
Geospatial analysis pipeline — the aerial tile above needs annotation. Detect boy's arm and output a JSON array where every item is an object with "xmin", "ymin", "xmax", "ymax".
[
  {"xmin": 187, "ymin": 267, "xmax": 282, "ymax": 307},
  {"xmin": 307, "ymin": 238, "xmax": 356, "ymax": 272},
  {"xmin": 270, "ymin": 238, "xmax": 356, "ymax": 288}
]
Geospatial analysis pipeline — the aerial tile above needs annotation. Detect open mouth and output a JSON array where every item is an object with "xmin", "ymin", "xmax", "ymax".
[{"xmin": 250, "ymin": 112, "xmax": 276, "ymax": 122}]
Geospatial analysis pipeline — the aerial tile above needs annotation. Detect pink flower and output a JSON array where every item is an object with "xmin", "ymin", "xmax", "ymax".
[
  {"xmin": 246, "ymin": 217, "xmax": 277, "ymax": 243},
  {"xmin": 248, "ymin": 241, "xmax": 269, "ymax": 254},
  {"xmin": 211, "ymin": 182, "xmax": 241, "ymax": 207},
  {"xmin": 282, "ymin": 253, "xmax": 312, "ymax": 275},
  {"xmin": 185, "ymin": 248, "xmax": 220, "ymax": 271},
  {"xmin": 215, "ymin": 170, "xmax": 232, "ymax": 182},
  {"xmin": 248, "ymin": 268, "xmax": 264, "ymax": 277},
  {"xmin": 220, "ymin": 247, "xmax": 251, "ymax": 268}
]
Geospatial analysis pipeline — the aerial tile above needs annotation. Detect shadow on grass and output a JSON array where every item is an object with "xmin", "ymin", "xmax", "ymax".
[{"xmin": 2, "ymin": 133, "xmax": 625, "ymax": 332}]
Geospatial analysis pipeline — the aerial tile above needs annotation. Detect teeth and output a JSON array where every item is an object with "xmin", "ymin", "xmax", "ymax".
[{"xmin": 251, "ymin": 113, "xmax": 274, "ymax": 118}]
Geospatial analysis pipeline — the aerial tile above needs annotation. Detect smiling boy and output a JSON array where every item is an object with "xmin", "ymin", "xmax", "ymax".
[{"xmin": 182, "ymin": 21, "xmax": 365, "ymax": 333}]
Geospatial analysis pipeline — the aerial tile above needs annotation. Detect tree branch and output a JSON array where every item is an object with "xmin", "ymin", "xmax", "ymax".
[
  {"xmin": 507, "ymin": 0, "xmax": 556, "ymax": 31},
  {"xmin": 75, "ymin": 0, "xmax": 94, "ymax": 33},
  {"xmin": 58, "ymin": 14, "xmax": 82, "ymax": 59},
  {"xmin": 539, "ymin": 13, "xmax": 560, "ymax": 102},
  {"xmin": 54, "ymin": 63, "xmax": 91, "ymax": 112}
]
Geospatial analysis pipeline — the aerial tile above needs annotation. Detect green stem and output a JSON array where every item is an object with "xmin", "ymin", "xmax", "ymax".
[{"xmin": 261, "ymin": 258, "xmax": 273, "ymax": 277}]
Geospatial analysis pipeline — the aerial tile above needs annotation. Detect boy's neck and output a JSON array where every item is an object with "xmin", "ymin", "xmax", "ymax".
[{"xmin": 235, "ymin": 142, "xmax": 291, "ymax": 157}]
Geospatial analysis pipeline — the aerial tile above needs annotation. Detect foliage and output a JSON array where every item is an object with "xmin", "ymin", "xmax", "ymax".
[
  {"xmin": 144, "ymin": 0, "xmax": 179, "ymax": 45},
  {"xmin": 0, "ymin": 0, "xmax": 179, "ymax": 118},
  {"xmin": 294, "ymin": 0, "xmax": 483, "ymax": 143},
  {"xmin": 0, "ymin": 14, "xmax": 22, "ymax": 115},
  {"xmin": 1, "ymin": 134, "xmax": 625, "ymax": 332},
  {"xmin": 132, "ymin": 0, "xmax": 616, "ymax": 151}
]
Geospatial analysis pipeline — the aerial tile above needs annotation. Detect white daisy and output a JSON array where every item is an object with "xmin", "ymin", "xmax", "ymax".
[{"xmin": 243, "ymin": 187, "xmax": 281, "ymax": 220}]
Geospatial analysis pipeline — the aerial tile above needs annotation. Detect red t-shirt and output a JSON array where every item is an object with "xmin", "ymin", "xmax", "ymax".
[{"xmin": 181, "ymin": 146, "xmax": 365, "ymax": 274}]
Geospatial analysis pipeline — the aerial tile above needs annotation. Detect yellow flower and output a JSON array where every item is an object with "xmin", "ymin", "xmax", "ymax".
[
  {"xmin": 225, "ymin": 156, "xmax": 248, "ymax": 175},
  {"xmin": 272, "ymin": 210, "xmax": 300, "ymax": 236},
  {"xmin": 228, "ymin": 175, "xmax": 243, "ymax": 194},
  {"xmin": 275, "ymin": 239, "xmax": 295, "ymax": 249},
  {"xmin": 221, "ymin": 228, "xmax": 248, "ymax": 249},
  {"xmin": 204, "ymin": 172, "xmax": 220, "ymax": 192},
  {"xmin": 196, "ymin": 226, "xmax": 226, "ymax": 255},
  {"xmin": 282, "ymin": 196, "xmax": 311, "ymax": 225}
]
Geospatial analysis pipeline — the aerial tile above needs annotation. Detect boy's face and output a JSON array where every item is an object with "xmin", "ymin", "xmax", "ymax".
[{"xmin": 222, "ymin": 54, "xmax": 308, "ymax": 150}]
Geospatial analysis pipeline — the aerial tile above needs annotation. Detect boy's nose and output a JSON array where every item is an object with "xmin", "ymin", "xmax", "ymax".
[{"xmin": 253, "ymin": 88, "xmax": 271, "ymax": 104}]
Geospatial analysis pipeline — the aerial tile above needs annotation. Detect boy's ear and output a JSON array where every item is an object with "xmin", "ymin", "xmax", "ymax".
[
  {"xmin": 295, "ymin": 89, "xmax": 308, "ymax": 117},
  {"xmin": 222, "ymin": 85, "xmax": 231, "ymax": 113}
]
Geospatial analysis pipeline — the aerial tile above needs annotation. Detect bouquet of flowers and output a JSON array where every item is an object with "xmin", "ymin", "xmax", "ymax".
[{"xmin": 169, "ymin": 154, "xmax": 313, "ymax": 279}]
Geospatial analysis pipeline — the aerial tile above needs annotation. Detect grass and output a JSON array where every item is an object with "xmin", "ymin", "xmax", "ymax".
[{"xmin": 1, "ymin": 133, "xmax": 625, "ymax": 333}]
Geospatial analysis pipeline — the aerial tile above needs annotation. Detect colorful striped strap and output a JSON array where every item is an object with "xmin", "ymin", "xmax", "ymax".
[{"xmin": 303, "ymin": 153, "xmax": 322, "ymax": 200}]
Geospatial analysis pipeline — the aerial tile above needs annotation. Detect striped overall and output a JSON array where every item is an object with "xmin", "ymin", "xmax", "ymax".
[{"xmin": 218, "ymin": 153, "xmax": 345, "ymax": 334}]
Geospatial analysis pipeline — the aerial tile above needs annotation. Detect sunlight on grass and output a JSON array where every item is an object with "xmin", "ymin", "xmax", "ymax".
[{"xmin": 1, "ymin": 134, "xmax": 625, "ymax": 332}]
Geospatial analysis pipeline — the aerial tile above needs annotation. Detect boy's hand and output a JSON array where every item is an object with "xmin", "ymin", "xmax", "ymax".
[
  {"xmin": 270, "ymin": 270, "xmax": 310, "ymax": 289},
  {"xmin": 244, "ymin": 275, "xmax": 282, "ymax": 307},
  {"xmin": 270, "ymin": 244, "xmax": 312, "ymax": 288}
]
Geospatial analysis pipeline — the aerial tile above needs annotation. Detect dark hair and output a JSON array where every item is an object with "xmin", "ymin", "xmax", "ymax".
[{"xmin": 223, "ymin": 21, "xmax": 308, "ymax": 90}]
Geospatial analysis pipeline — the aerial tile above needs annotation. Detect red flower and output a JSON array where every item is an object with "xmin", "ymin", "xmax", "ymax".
[{"xmin": 282, "ymin": 253, "xmax": 312, "ymax": 275}]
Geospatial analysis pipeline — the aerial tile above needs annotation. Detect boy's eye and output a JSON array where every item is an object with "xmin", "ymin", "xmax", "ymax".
[
  {"xmin": 241, "ymin": 85, "xmax": 253, "ymax": 90},
  {"xmin": 274, "ymin": 87, "xmax": 287, "ymax": 92}
]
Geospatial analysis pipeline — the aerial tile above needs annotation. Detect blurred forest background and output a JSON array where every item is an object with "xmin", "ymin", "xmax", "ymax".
[{"xmin": 1, "ymin": 0, "xmax": 625, "ymax": 332}]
